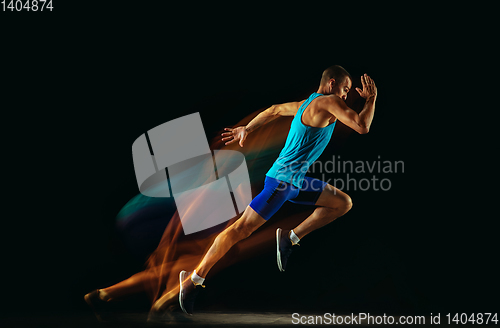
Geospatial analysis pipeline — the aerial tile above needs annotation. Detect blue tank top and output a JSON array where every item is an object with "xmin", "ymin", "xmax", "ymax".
[{"xmin": 266, "ymin": 92, "xmax": 336, "ymax": 188}]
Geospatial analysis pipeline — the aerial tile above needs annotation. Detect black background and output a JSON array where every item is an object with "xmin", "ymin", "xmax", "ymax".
[{"xmin": 1, "ymin": 2, "xmax": 497, "ymax": 326}]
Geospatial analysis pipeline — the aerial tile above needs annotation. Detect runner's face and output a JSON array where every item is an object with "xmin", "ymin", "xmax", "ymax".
[{"xmin": 331, "ymin": 77, "xmax": 352, "ymax": 101}]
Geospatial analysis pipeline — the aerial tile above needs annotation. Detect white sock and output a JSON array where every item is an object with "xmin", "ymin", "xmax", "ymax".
[
  {"xmin": 191, "ymin": 270, "xmax": 205, "ymax": 286},
  {"xmin": 289, "ymin": 230, "xmax": 300, "ymax": 245}
]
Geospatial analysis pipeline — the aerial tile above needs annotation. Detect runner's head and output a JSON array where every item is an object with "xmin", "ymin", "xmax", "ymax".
[{"xmin": 320, "ymin": 65, "xmax": 352, "ymax": 100}]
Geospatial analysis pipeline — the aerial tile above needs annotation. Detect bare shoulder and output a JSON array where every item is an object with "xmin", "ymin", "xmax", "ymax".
[
  {"xmin": 289, "ymin": 99, "xmax": 306, "ymax": 116},
  {"xmin": 313, "ymin": 94, "xmax": 344, "ymax": 112},
  {"xmin": 317, "ymin": 94, "xmax": 342, "ymax": 106}
]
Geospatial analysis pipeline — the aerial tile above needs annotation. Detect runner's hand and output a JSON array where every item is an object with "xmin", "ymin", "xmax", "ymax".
[
  {"xmin": 221, "ymin": 126, "xmax": 248, "ymax": 147},
  {"xmin": 355, "ymin": 74, "xmax": 377, "ymax": 99}
]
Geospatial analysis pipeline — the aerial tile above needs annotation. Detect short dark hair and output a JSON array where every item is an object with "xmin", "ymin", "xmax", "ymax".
[{"xmin": 320, "ymin": 65, "xmax": 352, "ymax": 85}]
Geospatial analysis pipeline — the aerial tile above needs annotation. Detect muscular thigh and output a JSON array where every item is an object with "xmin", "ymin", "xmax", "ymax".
[
  {"xmin": 315, "ymin": 183, "xmax": 352, "ymax": 209},
  {"xmin": 248, "ymin": 177, "xmax": 300, "ymax": 221}
]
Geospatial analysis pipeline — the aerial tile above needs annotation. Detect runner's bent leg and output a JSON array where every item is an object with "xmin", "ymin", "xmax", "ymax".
[{"xmin": 292, "ymin": 184, "xmax": 352, "ymax": 240}]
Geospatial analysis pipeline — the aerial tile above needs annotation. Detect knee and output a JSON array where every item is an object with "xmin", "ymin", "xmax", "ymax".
[{"xmin": 337, "ymin": 194, "xmax": 353, "ymax": 215}]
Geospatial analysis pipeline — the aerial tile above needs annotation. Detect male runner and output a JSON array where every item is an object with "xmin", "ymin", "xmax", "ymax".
[{"xmin": 177, "ymin": 65, "xmax": 377, "ymax": 315}]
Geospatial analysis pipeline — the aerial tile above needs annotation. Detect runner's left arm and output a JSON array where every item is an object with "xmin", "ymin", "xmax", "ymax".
[{"xmin": 222, "ymin": 100, "xmax": 305, "ymax": 147}]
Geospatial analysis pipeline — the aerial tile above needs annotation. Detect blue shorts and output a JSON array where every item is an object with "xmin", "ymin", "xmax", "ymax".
[{"xmin": 248, "ymin": 176, "xmax": 327, "ymax": 221}]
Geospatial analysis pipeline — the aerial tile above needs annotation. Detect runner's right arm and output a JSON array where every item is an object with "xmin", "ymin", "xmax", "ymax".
[
  {"xmin": 323, "ymin": 74, "xmax": 377, "ymax": 134},
  {"xmin": 222, "ymin": 100, "xmax": 305, "ymax": 147}
]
